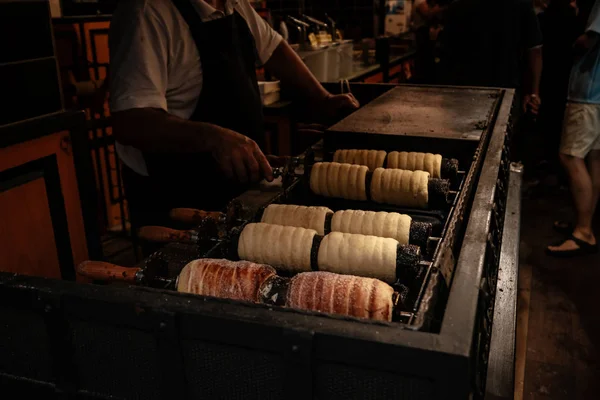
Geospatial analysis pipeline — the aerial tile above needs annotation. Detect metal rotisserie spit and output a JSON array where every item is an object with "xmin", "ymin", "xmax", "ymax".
[{"xmin": 0, "ymin": 85, "xmax": 521, "ymax": 400}]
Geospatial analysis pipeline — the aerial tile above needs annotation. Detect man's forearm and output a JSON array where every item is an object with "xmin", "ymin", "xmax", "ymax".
[
  {"xmin": 112, "ymin": 108, "xmax": 224, "ymax": 153},
  {"xmin": 264, "ymin": 40, "xmax": 330, "ymax": 103},
  {"xmin": 524, "ymin": 46, "xmax": 542, "ymax": 95}
]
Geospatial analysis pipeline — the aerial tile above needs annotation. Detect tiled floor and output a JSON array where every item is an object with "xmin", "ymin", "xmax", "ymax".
[{"xmin": 516, "ymin": 184, "xmax": 600, "ymax": 399}]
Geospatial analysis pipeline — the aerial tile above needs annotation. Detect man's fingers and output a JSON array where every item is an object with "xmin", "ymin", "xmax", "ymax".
[
  {"xmin": 254, "ymin": 148, "xmax": 273, "ymax": 182},
  {"xmin": 347, "ymin": 93, "xmax": 360, "ymax": 108},
  {"xmin": 232, "ymin": 156, "xmax": 248, "ymax": 183},
  {"xmin": 341, "ymin": 94, "xmax": 359, "ymax": 109},
  {"xmin": 220, "ymin": 158, "xmax": 235, "ymax": 180},
  {"xmin": 245, "ymin": 150, "xmax": 260, "ymax": 183}
]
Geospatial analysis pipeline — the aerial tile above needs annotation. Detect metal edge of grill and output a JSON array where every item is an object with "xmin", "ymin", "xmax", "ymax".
[{"xmin": 409, "ymin": 90, "xmax": 505, "ymax": 331}]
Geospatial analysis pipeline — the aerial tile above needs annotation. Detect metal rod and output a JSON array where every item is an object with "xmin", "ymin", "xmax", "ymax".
[
  {"xmin": 287, "ymin": 15, "xmax": 310, "ymax": 28},
  {"xmin": 302, "ymin": 14, "xmax": 328, "ymax": 28}
]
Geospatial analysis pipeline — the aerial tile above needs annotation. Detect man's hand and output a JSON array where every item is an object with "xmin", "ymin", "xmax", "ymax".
[
  {"xmin": 574, "ymin": 32, "xmax": 598, "ymax": 58},
  {"xmin": 523, "ymin": 94, "xmax": 541, "ymax": 116},
  {"xmin": 265, "ymin": 42, "xmax": 360, "ymax": 122},
  {"xmin": 210, "ymin": 129, "xmax": 273, "ymax": 184},
  {"xmin": 319, "ymin": 93, "xmax": 360, "ymax": 119}
]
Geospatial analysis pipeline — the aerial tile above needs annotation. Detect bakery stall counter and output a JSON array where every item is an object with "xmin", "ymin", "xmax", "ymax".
[{"xmin": 0, "ymin": 84, "xmax": 519, "ymax": 400}]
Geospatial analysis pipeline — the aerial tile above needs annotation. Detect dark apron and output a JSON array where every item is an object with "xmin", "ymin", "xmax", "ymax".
[{"xmin": 122, "ymin": 0, "xmax": 265, "ymax": 234}]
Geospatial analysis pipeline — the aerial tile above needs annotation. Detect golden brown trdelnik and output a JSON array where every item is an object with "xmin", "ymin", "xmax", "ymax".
[
  {"xmin": 286, "ymin": 271, "xmax": 395, "ymax": 322},
  {"xmin": 177, "ymin": 258, "xmax": 276, "ymax": 302}
]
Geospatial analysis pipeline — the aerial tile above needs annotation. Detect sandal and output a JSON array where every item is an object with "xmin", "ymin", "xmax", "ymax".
[
  {"xmin": 552, "ymin": 220, "xmax": 573, "ymax": 236},
  {"xmin": 546, "ymin": 234, "xmax": 598, "ymax": 258}
]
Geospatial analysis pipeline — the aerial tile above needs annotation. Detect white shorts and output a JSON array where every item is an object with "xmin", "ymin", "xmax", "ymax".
[{"xmin": 560, "ymin": 102, "xmax": 600, "ymax": 158}]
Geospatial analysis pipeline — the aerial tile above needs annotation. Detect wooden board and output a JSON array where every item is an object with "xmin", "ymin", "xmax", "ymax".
[
  {"xmin": 0, "ymin": 178, "xmax": 61, "ymax": 278},
  {"xmin": 0, "ymin": 131, "xmax": 89, "ymax": 280}
]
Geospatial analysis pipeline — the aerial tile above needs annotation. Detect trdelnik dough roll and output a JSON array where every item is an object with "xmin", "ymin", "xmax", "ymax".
[
  {"xmin": 310, "ymin": 162, "xmax": 368, "ymax": 201},
  {"xmin": 333, "ymin": 149, "xmax": 386, "ymax": 171},
  {"xmin": 237, "ymin": 223, "xmax": 317, "ymax": 273},
  {"xmin": 176, "ymin": 258, "xmax": 276, "ymax": 302},
  {"xmin": 286, "ymin": 271, "xmax": 395, "ymax": 321},
  {"xmin": 370, "ymin": 168, "xmax": 430, "ymax": 208},
  {"xmin": 331, "ymin": 209, "xmax": 412, "ymax": 245},
  {"xmin": 317, "ymin": 232, "xmax": 398, "ymax": 283},
  {"xmin": 387, "ymin": 151, "xmax": 443, "ymax": 179},
  {"xmin": 261, "ymin": 204, "xmax": 333, "ymax": 235}
]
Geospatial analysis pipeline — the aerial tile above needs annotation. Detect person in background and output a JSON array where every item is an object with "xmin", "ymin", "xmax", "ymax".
[
  {"xmin": 536, "ymin": 0, "xmax": 580, "ymax": 179},
  {"xmin": 109, "ymin": 0, "xmax": 358, "ymax": 242},
  {"xmin": 437, "ymin": 0, "xmax": 543, "ymax": 116},
  {"xmin": 547, "ymin": 0, "xmax": 600, "ymax": 257},
  {"xmin": 411, "ymin": 0, "xmax": 445, "ymax": 83}
]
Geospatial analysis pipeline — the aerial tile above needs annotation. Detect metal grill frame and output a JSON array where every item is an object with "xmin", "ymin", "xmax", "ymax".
[{"xmin": 0, "ymin": 86, "xmax": 517, "ymax": 400}]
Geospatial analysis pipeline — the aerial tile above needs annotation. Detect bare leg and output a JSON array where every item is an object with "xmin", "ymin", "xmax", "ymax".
[
  {"xmin": 588, "ymin": 150, "xmax": 600, "ymax": 213},
  {"xmin": 548, "ymin": 153, "xmax": 596, "ymax": 251}
]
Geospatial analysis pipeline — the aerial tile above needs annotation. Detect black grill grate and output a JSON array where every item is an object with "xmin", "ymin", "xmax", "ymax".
[
  {"xmin": 315, "ymin": 363, "xmax": 435, "ymax": 400},
  {"xmin": 69, "ymin": 319, "xmax": 162, "ymax": 400},
  {"xmin": 181, "ymin": 340, "xmax": 284, "ymax": 399},
  {"xmin": 0, "ymin": 306, "xmax": 53, "ymax": 382}
]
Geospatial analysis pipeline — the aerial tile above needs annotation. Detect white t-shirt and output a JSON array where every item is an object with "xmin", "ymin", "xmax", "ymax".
[{"xmin": 109, "ymin": 0, "xmax": 283, "ymax": 176}]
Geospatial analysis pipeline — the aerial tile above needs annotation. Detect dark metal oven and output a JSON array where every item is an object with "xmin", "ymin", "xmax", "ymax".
[{"xmin": 0, "ymin": 84, "xmax": 520, "ymax": 400}]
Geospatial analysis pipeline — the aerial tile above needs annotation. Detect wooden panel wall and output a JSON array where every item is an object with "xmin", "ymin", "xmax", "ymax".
[{"xmin": 0, "ymin": 131, "xmax": 89, "ymax": 280}]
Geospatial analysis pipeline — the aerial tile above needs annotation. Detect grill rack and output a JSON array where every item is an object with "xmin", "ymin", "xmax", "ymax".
[
  {"xmin": 196, "ymin": 146, "xmax": 467, "ymax": 325},
  {"xmin": 0, "ymin": 84, "xmax": 518, "ymax": 400},
  {"xmin": 135, "ymin": 96, "xmax": 485, "ymax": 325},
  {"xmin": 131, "ymin": 83, "xmax": 499, "ymax": 328},
  {"xmin": 126, "ymin": 154, "xmax": 465, "ymax": 324}
]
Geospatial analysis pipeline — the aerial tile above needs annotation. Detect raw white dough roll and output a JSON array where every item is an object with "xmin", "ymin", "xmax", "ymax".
[
  {"xmin": 387, "ymin": 152, "xmax": 443, "ymax": 178},
  {"xmin": 331, "ymin": 210, "xmax": 412, "ymax": 245},
  {"xmin": 238, "ymin": 223, "xmax": 317, "ymax": 273},
  {"xmin": 310, "ymin": 162, "xmax": 368, "ymax": 201},
  {"xmin": 261, "ymin": 204, "xmax": 333, "ymax": 235},
  {"xmin": 370, "ymin": 168, "xmax": 429, "ymax": 208},
  {"xmin": 317, "ymin": 232, "xmax": 398, "ymax": 283},
  {"xmin": 333, "ymin": 149, "xmax": 386, "ymax": 171}
]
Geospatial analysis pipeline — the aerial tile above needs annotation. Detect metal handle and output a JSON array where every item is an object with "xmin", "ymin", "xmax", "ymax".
[
  {"xmin": 76, "ymin": 261, "xmax": 141, "ymax": 282},
  {"xmin": 302, "ymin": 14, "xmax": 328, "ymax": 28},
  {"xmin": 325, "ymin": 14, "xmax": 335, "ymax": 28},
  {"xmin": 287, "ymin": 15, "xmax": 310, "ymax": 49},
  {"xmin": 340, "ymin": 79, "xmax": 351, "ymax": 95},
  {"xmin": 138, "ymin": 226, "xmax": 198, "ymax": 244},
  {"xmin": 325, "ymin": 13, "xmax": 336, "ymax": 39},
  {"xmin": 169, "ymin": 208, "xmax": 224, "ymax": 225},
  {"xmin": 271, "ymin": 167, "xmax": 285, "ymax": 179},
  {"xmin": 287, "ymin": 15, "xmax": 310, "ymax": 28}
]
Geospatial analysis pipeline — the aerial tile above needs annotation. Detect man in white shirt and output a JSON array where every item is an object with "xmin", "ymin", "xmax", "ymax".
[{"xmin": 109, "ymin": 0, "xmax": 358, "ymax": 234}]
